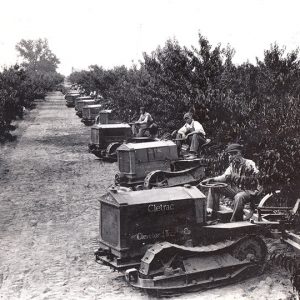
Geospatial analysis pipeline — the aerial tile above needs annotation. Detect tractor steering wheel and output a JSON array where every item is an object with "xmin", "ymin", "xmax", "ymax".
[{"xmin": 199, "ymin": 180, "xmax": 228, "ymax": 189}]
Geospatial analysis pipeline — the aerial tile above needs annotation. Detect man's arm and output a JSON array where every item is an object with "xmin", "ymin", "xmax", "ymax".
[
  {"xmin": 136, "ymin": 114, "xmax": 143, "ymax": 123},
  {"xmin": 138, "ymin": 113, "xmax": 150, "ymax": 124},
  {"xmin": 248, "ymin": 160, "xmax": 259, "ymax": 174},
  {"xmin": 187, "ymin": 121, "xmax": 206, "ymax": 136},
  {"xmin": 246, "ymin": 159, "xmax": 262, "ymax": 194},
  {"xmin": 178, "ymin": 124, "xmax": 187, "ymax": 136},
  {"xmin": 213, "ymin": 165, "xmax": 232, "ymax": 182},
  {"xmin": 202, "ymin": 165, "xmax": 232, "ymax": 185}
]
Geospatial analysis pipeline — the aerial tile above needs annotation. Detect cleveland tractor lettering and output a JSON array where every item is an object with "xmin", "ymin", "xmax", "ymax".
[
  {"xmin": 131, "ymin": 228, "xmax": 180, "ymax": 242},
  {"xmin": 131, "ymin": 232, "xmax": 162, "ymax": 241},
  {"xmin": 147, "ymin": 203, "xmax": 175, "ymax": 212}
]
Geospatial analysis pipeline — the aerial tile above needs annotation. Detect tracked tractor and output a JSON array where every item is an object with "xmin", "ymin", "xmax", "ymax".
[
  {"xmin": 76, "ymin": 99, "xmax": 102, "ymax": 118},
  {"xmin": 95, "ymin": 185, "xmax": 268, "ymax": 296},
  {"xmin": 114, "ymin": 139, "xmax": 217, "ymax": 190},
  {"xmin": 65, "ymin": 91, "xmax": 81, "ymax": 107},
  {"xmin": 88, "ymin": 110, "xmax": 159, "ymax": 161},
  {"xmin": 81, "ymin": 105, "xmax": 103, "ymax": 126},
  {"xmin": 88, "ymin": 123, "xmax": 132, "ymax": 161}
]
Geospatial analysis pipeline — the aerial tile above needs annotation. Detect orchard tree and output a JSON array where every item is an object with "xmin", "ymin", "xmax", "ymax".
[
  {"xmin": 15, "ymin": 38, "xmax": 63, "ymax": 97},
  {"xmin": 0, "ymin": 39, "xmax": 63, "ymax": 141},
  {"xmin": 16, "ymin": 38, "xmax": 60, "ymax": 73}
]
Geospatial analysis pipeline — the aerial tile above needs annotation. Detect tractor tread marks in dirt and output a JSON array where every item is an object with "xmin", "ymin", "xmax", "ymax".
[{"xmin": 269, "ymin": 247, "xmax": 300, "ymax": 297}]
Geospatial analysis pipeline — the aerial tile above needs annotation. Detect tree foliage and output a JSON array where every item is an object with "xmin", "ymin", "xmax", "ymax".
[
  {"xmin": 0, "ymin": 39, "xmax": 64, "ymax": 141},
  {"xmin": 15, "ymin": 38, "xmax": 63, "ymax": 96},
  {"xmin": 16, "ymin": 38, "xmax": 60, "ymax": 73},
  {"xmin": 69, "ymin": 34, "xmax": 300, "ymax": 200}
]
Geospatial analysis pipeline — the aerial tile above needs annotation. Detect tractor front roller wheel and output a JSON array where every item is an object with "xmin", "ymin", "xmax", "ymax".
[{"xmin": 144, "ymin": 170, "xmax": 168, "ymax": 189}]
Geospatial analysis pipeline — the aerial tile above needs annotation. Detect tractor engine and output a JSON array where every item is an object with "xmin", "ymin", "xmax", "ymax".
[
  {"xmin": 76, "ymin": 99, "xmax": 100, "ymax": 117},
  {"xmin": 74, "ymin": 95, "xmax": 93, "ymax": 109},
  {"xmin": 88, "ymin": 123, "xmax": 132, "ymax": 160},
  {"xmin": 95, "ymin": 185, "xmax": 207, "ymax": 269},
  {"xmin": 65, "ymin": 92, "xmax": 80, "ymax": 107},
  {"xmin": 115, "ymin": 140, "xmax": 178, "ymax": 187},
  {"xmin": 81, "ymin": 104, "xmax": 103, "ymax": 125}
]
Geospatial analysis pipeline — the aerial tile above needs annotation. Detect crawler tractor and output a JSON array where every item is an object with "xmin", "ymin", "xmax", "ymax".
[
  {"xmin": 115, "ymin": 140, "xmax": 208, "ymax": 190},
  {"xmin": 88, "ymin": 111, "xmax": 158, "ymax": 160},
  {"xmin": 81, "ymin": 104, "xmax": 103, "ymax": 126},
  {"xmin": 74, "ymin": 95, "xmax": 94, "ymax": 109},
  {"xmin": 76, "ymin": 99, "xmax": 101, "ymax": 117},
  {"xmin": 88, "ymin": 123, "xmax": 132, "ymax": 160},
  {"xmin": 88, "ymin": 123, "xmax": 154, "ymax": 161},
  {"xmin": 65, "ymin": 91, "xmax": 81, "ymax": 107},
  {"xmin": 95, "ymin": 185, "xmax": 268, "ymax": 295},
  {"xmin": 94, "ymin": 110, "xmax": 113, "ymax": 125}
]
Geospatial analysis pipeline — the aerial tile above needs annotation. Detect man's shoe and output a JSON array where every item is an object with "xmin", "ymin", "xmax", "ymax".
[
  {"xmin": 184, "ymin": 153, "xmax": 197, "ymax": 159},
  {"xmin": 203, "ymin": 138, "xmax": 211, "ymax": 146}
]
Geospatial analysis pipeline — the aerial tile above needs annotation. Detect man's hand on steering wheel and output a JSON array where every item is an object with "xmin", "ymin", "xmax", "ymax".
[
  {"xmin": 199, "ymin": 178, "xmax": 227, "ymax": 189},
  {"xmin": 201, "ymin": 178, "xmax": 215, "ymax": 184},
  {"xmin": 177, "ymin": 133, "xmax": 185, "ymax": 139}
]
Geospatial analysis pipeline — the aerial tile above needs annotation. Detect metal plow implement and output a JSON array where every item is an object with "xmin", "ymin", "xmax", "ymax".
[{"xmin": 125, "ymin": 235, "xmax": 267, "ymax": 296}]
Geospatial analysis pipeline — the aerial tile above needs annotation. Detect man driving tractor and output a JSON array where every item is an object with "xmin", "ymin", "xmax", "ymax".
[
  {"xmin": 202, "ymin": 143, "xmax": 261, "ymax": 222},
  {"xmin": 133, "ymin": 107, "xmax": 157, "ymax": 137},
  {"xmin": 176, "ymin": 112, "xmax": 210, "ymax": 159}
]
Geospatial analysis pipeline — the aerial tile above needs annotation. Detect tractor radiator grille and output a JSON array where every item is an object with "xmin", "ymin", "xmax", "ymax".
[
  {"xmin": 119, "ymin": 152, "xmax": 130, "ymax": 173},
  {"xmin": 91, "ymin": 128, "xmax": 99, "ymax": 144},
  {"xmin": 82, "ymin": 108, "xmax": 90, "ymax": 119},
  {"xmin": 100, "ymin": 203, "xmax": 118, "ymax": 246}
]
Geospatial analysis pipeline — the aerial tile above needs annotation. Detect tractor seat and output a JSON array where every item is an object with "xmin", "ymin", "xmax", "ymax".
[{"xmin": 211, "ymin": 193, "xmax": 261, "ymax": 223}]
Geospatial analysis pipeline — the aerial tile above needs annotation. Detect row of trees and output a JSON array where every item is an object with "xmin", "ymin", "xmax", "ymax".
[
  {"xmin": 0, "ymin": 38, "xmax": 64, "ymax": 141},
  {"xmin": 69, "ymin": 34, "xmax": 300, "ymax": 199}
]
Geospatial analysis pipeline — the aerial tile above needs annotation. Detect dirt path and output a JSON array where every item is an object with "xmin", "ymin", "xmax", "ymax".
[{"xmin": 0, "ymin": 92, "xmax": 295, "ymax": 300}]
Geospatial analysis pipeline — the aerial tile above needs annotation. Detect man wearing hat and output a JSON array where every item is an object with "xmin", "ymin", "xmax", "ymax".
[
  {"xmin": 203, "ymin": 143, "xmax": 261, "ymax": 222},
  {"xmin": 176, "ymin": 112, "xmax": 209, "ymax": 159}
]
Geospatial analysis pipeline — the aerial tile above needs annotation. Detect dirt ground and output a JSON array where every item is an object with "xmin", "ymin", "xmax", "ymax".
[{"xmin": 0, "ymin": 92, "xmax": 297, "ymax": 300}]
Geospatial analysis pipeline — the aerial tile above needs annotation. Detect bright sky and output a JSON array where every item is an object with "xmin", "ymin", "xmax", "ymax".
[{"xmin": 1, "ymin": 0, "xmax": 300, "ymax": 75}]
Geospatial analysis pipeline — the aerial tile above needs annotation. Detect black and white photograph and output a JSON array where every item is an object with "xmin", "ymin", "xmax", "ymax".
[{"xmin": 0, "ymin": 0, "xmax": 299, "ymax": 299}]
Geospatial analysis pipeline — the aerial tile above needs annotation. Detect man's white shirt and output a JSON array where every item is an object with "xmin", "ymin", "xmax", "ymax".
[{"xmin": 178, "ymin": 120, "xmax": 206, "ymax": 137}]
